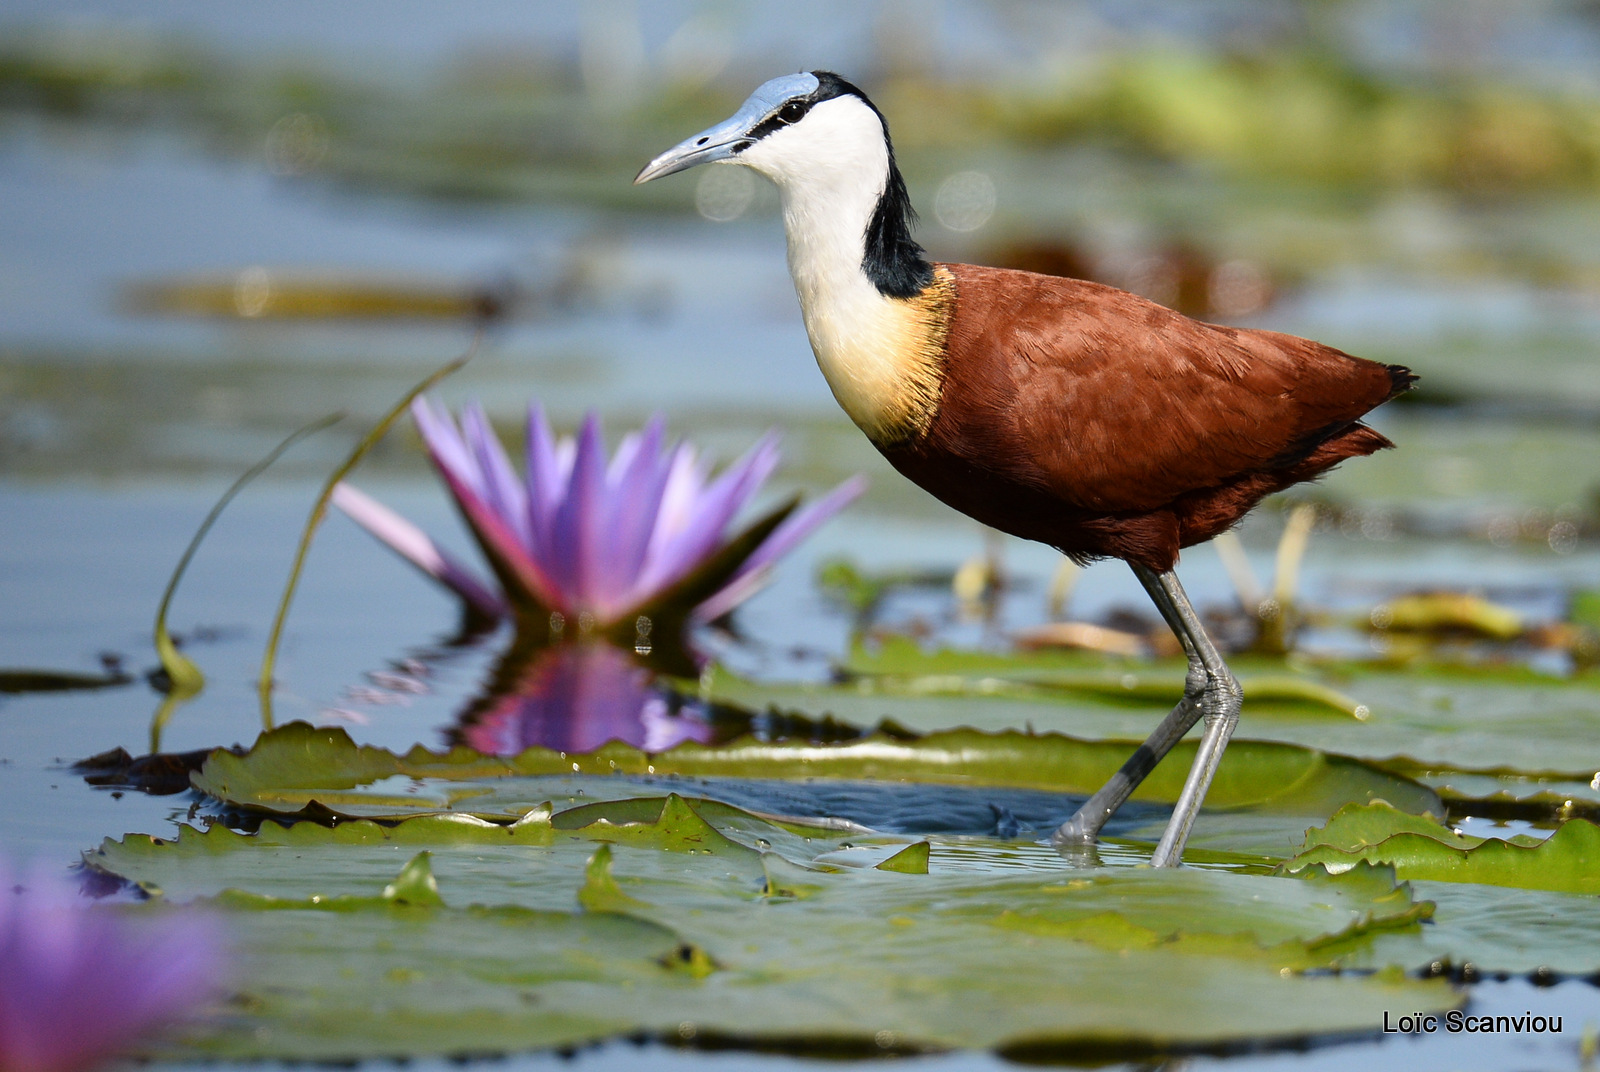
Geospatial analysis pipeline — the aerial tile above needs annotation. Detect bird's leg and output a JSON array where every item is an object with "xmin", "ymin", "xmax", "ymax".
[
  {"xmin": 1051, "ymin": 564, "xmax": 1242, "ymax": 868},
  {"xmin": 1141, "ymin": 564, "xmax": 1243, "ymax": 867},
  {"xmin": 1051, "ymin": 570, "xmax": 1206, "ymax": 849}
]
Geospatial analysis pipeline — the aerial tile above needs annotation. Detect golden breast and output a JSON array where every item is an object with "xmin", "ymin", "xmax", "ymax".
[{"xmin": 800, "ymin": 265, "xmax": 955, "ymax": 446}]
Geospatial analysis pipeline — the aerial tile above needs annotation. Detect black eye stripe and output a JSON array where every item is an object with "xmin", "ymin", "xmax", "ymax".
[{"xmin": 747, "ymin": 97, "xmax": 816, "ymax": 140}]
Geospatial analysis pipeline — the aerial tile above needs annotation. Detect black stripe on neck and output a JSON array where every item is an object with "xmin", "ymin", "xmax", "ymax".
[
  {"xmin": 809, "ymin": 72, "xmax": 934, "ymax": 300},
  {"xmin": 863, "ymin": 154, "xmax": 934, "ymax": 299}
]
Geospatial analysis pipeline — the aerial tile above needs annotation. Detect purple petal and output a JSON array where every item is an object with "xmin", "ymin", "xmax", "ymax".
[
  {"xmin": 607, "ymin": 431, "xmax": 642, "ymax": 485},
  {"xmin": 637, "ymin": 432, "xmax": 780, "ymax": 597},
  {"xmin": 523, "ymin": 403, "xmax": 564, "ymax": 560},
  {"xmin": 0, "ymin": 859, "xmax": 224, "ymax": 1072},
  {"xmin": 461, "ymin": 403, "xmax": 530, "ymax": 549},
  {"xmin": 694, "ymin": 475, "xmax": 868, "ymax": 620},
  {"xmin": 413, "ymin": 398, "xmax": 567, "ymax": 611},
  {"xmin": 435, "ymin": 457, "xmax": 568, "ymax": 612},
  {"xmin": 600, "ymin": 415, "xmax": 674, "ymax": 613},
  {"xmin": 331, "ymin": 483, "xmax": 507, "ymax": 621},
  {"xmin": 649, "ymin": 443, "xmax": 704, "ymax": 546},
  {"xmin": 548, "ymin": 412, "xmax": 608, "ymax": 610},
  {"xmin": 410, "ymin": 398, "xmax": 483, "ymax": 500}
]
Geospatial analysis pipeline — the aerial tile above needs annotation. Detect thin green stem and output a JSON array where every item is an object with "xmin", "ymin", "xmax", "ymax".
[
  {"xmin": 151, "ymin": 412, "xmax": 343, "ymax": 752},
  {"xmin": 258, "ymin": 337, "xmax": 478, "ymax": 729}
]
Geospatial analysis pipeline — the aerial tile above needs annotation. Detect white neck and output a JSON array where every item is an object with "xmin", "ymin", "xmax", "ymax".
[{"xmin": 736, "ymin": 97, "xmax": 934, "ymax": 441}]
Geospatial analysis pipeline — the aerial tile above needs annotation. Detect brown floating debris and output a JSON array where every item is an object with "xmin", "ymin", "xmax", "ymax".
[
  {"xmin": 73, "ymin": 745, "xmax": 234, "ymax": 795},
  {"xmin": 123, "ymin": 267, "xmax": 514, "ymax": 321},
  {"xmin": 0, "ymin": 668, "xmax": 132, "ymax": 694}
]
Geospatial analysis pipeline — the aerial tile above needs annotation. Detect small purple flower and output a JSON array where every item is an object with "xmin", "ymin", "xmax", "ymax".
[
  {"xmin": 454, "ymin": 642, "xmax": 716, "ymax": 755},
  {"xmin": 0, "ymin": 860, "xmax": 222, "ymax": 1072},
  {"xmin": 335, "ymin": 399, "xmax": 864, "ymax": 629}
]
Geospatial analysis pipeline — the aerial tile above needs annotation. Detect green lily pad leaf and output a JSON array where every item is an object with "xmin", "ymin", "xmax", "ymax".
[
  {"xmin": 876, "ymin": 840, "xmax": 930, "ymax": 874},
  {"xmin": 1357, "ymin": 879, "xmax": 1600, "ymax": 975},
  {"xmin": 579, "ymin": 844, "xmax": 651, "ymax": 914},
  {"xmin": 844, "ymin": 638, "xmax": 1367, "ymax": 716},
  {"xmin": 99, "ymin": 808, "xmax": 1457, "ymax": 1060},
  {"xmin": 1283, "ymin": 802, "xmax": 1600, "ymax": 892},
  {"xmin": 806, "ymin": 639, "xmax": 1600, "ymax": 792},
  {"xmin": 1370, "ymin": 592, "xmax": 1522, "ymax": 640},
  {"xmin": 85, "ymin": 799, "xmax": 787, "ymax": 907},
  {"xmin": 1434, "ymin": 788, "xmax": 1600, "ymax": 825},
  {"xmin": 167, "ymin": 902, "xmax": 692, "ymax": 1060},
  {"xmin": 571, "ymin": 794, "xmax": 755, "ymax": 858},
  {"xmin": 1290, "ymin": 875, "xmax": 1600, "ymax": 976},
  {"xmin": 194, "ymin": 722, "xmax": 1439, "ymax": 830},
  {"xmin": 382, "ymin": 852, "xmax": 444, "ymax": 907},
  {"xmin": 1368, "ymin": 758, "xmax": 1600, "ymax": 822},
  {"xmin": 191, "ymin": 722, "xmax": 522, "ymax": 806},
  {"xmin": 656, "ymin": 940, "xmax": 719, "ymax": 979},
  {"xmin": 759, "ymin": 852, "xmax": 831, "ymax": 899},
  {"xmin": 986, "ymin": 861, "xmax": 1430, "ymax": 969}
]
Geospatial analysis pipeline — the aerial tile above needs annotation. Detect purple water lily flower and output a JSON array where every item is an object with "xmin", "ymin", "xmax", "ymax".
[
  {"xmin": 454, "ymin": 642, "xmax": 716, "ymax": 755},
  {"xmin": 0, "ymin": 859, "xmax": 222, "ymax": 1072},
  {"xmin": 335, "ymin": 399, "xmax": 865, "ymax": 630}
]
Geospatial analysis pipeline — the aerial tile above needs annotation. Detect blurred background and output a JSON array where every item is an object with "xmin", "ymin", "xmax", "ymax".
[{"xmin": 4, "ymin": 0, "xmax": 1600, "ymax": 750}]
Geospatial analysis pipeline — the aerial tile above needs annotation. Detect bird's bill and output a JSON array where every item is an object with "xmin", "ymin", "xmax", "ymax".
[
  {"xmin": 634, "ymin": 70, "xmax": 820, "ymax": 185},
  {"xmin": 633, "ymin": 114, "xmax": 752, "ymax": 184}
]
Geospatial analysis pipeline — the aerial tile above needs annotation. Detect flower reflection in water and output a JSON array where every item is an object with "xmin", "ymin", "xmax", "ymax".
[{"xmin": 452, "ymin": 640, "xmax": 717, "ymax": 755}]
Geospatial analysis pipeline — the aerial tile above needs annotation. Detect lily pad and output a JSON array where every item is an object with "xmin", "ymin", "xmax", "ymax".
[
  {"xmin": 1350, "ymin": 878, "xmax": 1600, "ymax": 975},
  {"xmin": 1282, "ymin": 802, "xmax": 1600, "ymax": 893},
  {"xmin": 1369, "ymin": 759, "xmax": 1600, "ymax": 822},
  {"xmin": 781, "ymin": 640, "xmax": 1600, "ymax": 811},
  {"xmin": 844, "ymin": 638, "xmax": 1369, "ymax": 717},
  {"xmin": 191, "ymin": 721, "xmax": 1439, "ymax": 827},
  {"xmin": 93, "ymin": 798, "xmax": 1459, "ymax": 1060}
]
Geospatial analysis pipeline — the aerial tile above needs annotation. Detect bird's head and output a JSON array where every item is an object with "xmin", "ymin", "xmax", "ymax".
[
  {"xmin": 636, "ymin": 71, "xmax": 931, "ymax": 300},
  {"xmin": 634, "ymin": 71, "xmax": 891, "ymax": 190}
]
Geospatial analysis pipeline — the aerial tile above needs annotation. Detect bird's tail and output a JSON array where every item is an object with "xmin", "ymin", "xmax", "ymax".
[{"xmin": 1385, "ymin": 363, "xmax": 1419, "ymax": 400}]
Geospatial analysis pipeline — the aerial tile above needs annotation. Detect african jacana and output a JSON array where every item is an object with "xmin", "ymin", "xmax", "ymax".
[{"xmin": 636, "ymin": 71, "xmax": 1413, "ymax": 866}]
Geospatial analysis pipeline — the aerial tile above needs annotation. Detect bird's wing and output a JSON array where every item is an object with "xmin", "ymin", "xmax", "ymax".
[{"xmin": 939, "ymin": 264, "xmax": 1402, "ymax": 514}]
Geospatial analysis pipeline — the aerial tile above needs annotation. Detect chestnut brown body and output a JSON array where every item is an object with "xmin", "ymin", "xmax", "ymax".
[{"xmin": 880, "ymin": 263, "xmax": 1412, "ymax": 573}]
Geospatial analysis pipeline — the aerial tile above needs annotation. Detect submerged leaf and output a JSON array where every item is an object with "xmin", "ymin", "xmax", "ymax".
[
  {"xmin": 382, "ymin": 852, "xmax": 445, "ymax": 907},
  {"xmin": 578, "ymin": 844, "xmax": 651, "ymax": 914},
  {"xmin": 875, "ymin": 841, "xmax": 930, "ymax": 874}
]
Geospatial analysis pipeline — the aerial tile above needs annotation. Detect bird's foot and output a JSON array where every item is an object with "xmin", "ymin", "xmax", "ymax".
[{"xmin": 1050, "ymin": 809, "xmax": 1102, "ymax": 847}]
